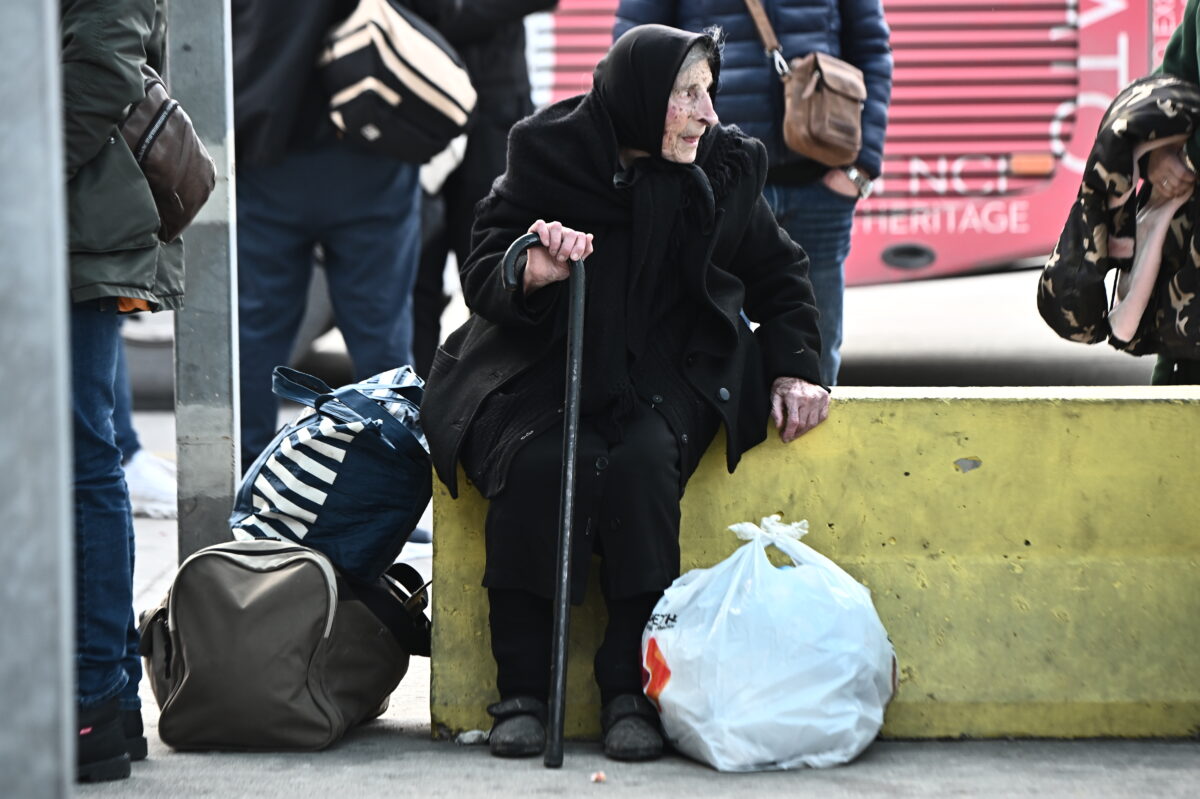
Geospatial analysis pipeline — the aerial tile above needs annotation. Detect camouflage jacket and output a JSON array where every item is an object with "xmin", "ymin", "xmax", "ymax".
[{"xmin": 1038, "ymin": 75, "xmax": 1200, "ymax": 357}]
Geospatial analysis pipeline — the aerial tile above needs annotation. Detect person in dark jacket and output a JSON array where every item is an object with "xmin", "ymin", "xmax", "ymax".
[
  {"xmin": 411, "ymin": 0, "xmax": 558, "ymax": 379},
  {"xmin": 232, "ymin": 0, "xmax": 422, "ymax": 466},
  {"xmin": 61, "ymin": 0, "xmax": 181, "ymax": 781},
  {"xmin": 614, "ymin": 0, "xmax": 893, "ymax": 386},
  {"xmin": 423, "ymin": 24, "xmax": 829, "ymax": 762}
]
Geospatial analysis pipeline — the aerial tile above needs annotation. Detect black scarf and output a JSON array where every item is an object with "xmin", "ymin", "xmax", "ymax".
[{"xmin": 492, "ymin": 25, "xmax": 744, "ymax": 440}]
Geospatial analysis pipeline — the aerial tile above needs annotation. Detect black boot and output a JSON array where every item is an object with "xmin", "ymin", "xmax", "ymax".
[
  {"xmin": 601, "ymin": 694, "xmax": 663, "ymax": 762},
  {"xmin": 77, "ymin": 698, "xmax": 131, "ymax": 782},
  {"xmin": 487, "ymin": 696, "xmax": 547, "ymax": 758},
  {"xmin": 122, "ymin": 707, "xmax": 147, "ymax": 762}
]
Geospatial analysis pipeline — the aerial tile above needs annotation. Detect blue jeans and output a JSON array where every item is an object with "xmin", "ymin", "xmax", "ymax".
[
  {"xmin": 763, "ymin": 181, "xmax": 857, "ymax": 386},
  {"xmin": 112, "ymin": 323, "xmax": 140, "ymax": 463},
  {"xmin": 237, "ymin": 145, "xmax": 421, "ymax": 463},
  {"xmin": 71, "ymin": 301, "xmax": 141, "ymax": 710}
]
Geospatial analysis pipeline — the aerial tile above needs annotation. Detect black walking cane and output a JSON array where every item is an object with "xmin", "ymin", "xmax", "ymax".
[{"xmin": 501, "ymin": 231, "xmax": 585, "ymax": 769}]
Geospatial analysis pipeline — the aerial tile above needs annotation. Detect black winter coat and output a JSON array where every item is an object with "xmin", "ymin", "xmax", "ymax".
[{"xmin": 424, "ymin": 95, "xmax": 823, "ymax": 498}]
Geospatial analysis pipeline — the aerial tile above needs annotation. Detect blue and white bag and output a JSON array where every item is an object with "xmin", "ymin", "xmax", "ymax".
[{"xmin": 230, "ymin": 366, "xmax": 431, "ymax": 583}]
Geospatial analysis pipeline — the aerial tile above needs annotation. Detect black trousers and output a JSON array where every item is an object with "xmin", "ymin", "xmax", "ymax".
[
  {"xmin": 482, "ymin": 401, "xmax": 684, "ymax": 604},
  {"xmin": 489, "ymin": 587, "xmax": 659, "ymax": 706},
  {"xmin": 484, "ymin": 402, "xmax": 692, "ymax": 706}
]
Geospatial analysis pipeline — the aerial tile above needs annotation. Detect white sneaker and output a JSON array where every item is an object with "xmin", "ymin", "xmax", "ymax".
[{"xmin": 123, "ymin": 449, "xmax": 177, "ymax": 519}]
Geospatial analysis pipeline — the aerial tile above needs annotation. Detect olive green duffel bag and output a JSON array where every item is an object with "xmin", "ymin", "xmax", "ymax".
[{"xmin": 138, "ymin": 539, "xmax": 430, "ymax": 750}]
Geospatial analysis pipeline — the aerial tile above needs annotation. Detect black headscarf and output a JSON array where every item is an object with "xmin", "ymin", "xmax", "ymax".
[
  {"xmin": 491, "ymin": 24, "xmax": 736, "ymax": 440},
  {"xmin": 593, "ymin": 24, "xmax": 721, "ymax": 157}
]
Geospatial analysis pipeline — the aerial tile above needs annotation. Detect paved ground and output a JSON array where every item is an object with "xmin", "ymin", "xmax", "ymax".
[{"xmin": 79, "ymin": 412, "xmax": 1199, "ymax": 798}]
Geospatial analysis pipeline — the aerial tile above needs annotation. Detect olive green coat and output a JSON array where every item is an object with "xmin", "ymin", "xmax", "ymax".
[{"xmin": 61, "ymin": 0, "xmax": 183, "ymax": 310}]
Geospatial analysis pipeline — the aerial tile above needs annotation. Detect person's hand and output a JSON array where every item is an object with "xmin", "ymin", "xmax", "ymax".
[
  {"xmin": 822, "ymin": 168, "xmax": 860, "ymax": 199},
  {"xmin": 1147, "ymin": 146, "xmax": 1195, "ymax": 200},
  {"xmin": 523, "ymin": 219, "xmax": 595, "ymax": 294},
  {"xmin": 770, "ymin": 377, "xmax": 830, "ymax": 442}
]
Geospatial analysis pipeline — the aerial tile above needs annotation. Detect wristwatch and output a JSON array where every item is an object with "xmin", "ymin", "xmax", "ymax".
[{"xmin": 841, "ymin": 165, "xmax": 874, "ymax": 199}]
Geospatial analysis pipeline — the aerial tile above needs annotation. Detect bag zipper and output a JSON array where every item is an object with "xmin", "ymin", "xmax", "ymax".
[
  {"xmin": 133, "ymin": 98, "xmax": 180, "ymax": 164},
  {"xmin": 169, "ymin": 544, "xmax": 340, "ymax": 638}
]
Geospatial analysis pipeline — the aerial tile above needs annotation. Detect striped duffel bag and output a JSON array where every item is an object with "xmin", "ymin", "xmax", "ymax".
[{"xmin": 230, "ymin": 365, "xmax": 431, "ymax": 582}]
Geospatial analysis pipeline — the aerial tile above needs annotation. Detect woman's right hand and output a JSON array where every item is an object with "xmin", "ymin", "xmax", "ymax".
[
  {"xmin": 1147, "ymin": 146, "xmax": 1195, "ymax": 200},
  {"xmin": 523, "ymin": 219, "xmax": 594, "ymax": 294}
]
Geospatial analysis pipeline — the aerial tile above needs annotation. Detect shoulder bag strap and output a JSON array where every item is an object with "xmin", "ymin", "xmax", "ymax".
[{"xmin": 742, "ymin": 0, "xmax": 791, "ymax": 76}]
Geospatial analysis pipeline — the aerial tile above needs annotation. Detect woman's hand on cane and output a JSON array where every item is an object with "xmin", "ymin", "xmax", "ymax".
[{"xmin": 523, "ymin": 219, "xmax": 595, "ymax": 294}]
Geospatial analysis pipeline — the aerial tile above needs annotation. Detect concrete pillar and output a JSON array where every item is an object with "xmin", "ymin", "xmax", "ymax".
[
  {"xmin": 0, "ymin": 0, "xmax": 75, "ymax": 795},
  {"xmin": 169, "ymin": 0, "xmax": 240, "ymax": 559}
]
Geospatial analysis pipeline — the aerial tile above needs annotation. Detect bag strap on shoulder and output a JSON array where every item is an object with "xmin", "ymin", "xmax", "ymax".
[{"xmin": 742, "ymin": 0, "xmax": 790, "ymax": 76}]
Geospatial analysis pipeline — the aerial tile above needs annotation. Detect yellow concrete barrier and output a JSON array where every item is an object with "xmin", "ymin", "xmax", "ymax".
[{"xmin": 430, "ymin": 388, "xmax": 1200, "ymax": 739}]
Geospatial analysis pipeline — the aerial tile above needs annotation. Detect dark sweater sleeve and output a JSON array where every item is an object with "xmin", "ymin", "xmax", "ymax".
[
  {"xmin": 459, "ymin": 193, "xmax": 566, "ymax": 327},
  {"xmin": 737, "ymin": 192, "xmax": 824, "ymax": 386},
  {"xmin": 60, "ymin": 0, "xmax": 155, "ymax": 178}
]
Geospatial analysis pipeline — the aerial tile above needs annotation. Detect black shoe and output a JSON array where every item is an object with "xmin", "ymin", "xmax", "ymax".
[
  {"xmin": 487, "ymin": 696, "xmax": 547, "ymax": 758},
  {"xmin": 77, "ymin": 699, "xmax": 131, "ymax": 782},
  {"xmin": 601, "ymin": 694, "xmax": 663, "ymax": 762},
  {"xmin": 122, "ymin": 708, "xmax": 147, "ymax": 762}
]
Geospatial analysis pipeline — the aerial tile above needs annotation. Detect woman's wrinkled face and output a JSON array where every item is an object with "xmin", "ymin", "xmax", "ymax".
[{"xmin": 661, "ymin": 57, "xmax": 718, "ymax": 164}]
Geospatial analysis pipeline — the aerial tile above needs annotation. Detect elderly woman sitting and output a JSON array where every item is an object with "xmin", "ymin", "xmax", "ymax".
[{"xmin": 424, "ymin": 24, "xmax": 829, "ymax": 762}]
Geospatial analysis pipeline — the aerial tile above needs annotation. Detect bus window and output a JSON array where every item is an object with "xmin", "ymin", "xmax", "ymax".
[{"xmin": 524, "ymin": 0, "xmax": 1185, "ymax": 285}]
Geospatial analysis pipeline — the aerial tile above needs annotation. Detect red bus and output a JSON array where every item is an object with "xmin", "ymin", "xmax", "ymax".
[{"xmin": 525, "ymin": 0, "xmax": 1187, "ymax": 285}]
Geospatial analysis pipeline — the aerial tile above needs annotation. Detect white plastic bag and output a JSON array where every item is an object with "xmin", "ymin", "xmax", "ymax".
[{"xmin": 641, "ymin": 515, "xmax": 896, "ymax": 771}]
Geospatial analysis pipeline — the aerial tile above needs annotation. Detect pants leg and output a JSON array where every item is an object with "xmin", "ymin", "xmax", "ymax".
[
  {"xmin": 594, "ymin": 591, "xmax": 659, "ymax": 706},
  {"xmin": 235, "ymin": 157, "xmax": 319, "ymax": 464},
  {"xmin": 764, "ymin": 181, "xmax": 856, "ymax": 386},
  {"xmin": 71, "ymin": 301, "xmax": 135, "ymax": 708},
  {"xmin": 111, "ymin": 323, "xmax": 139, "ymax": 463},
  {"xmin": 488, "ymin": 588, "xmax": 553, "ymax": 702},
  {"xmin": 318, "ymin": 149, "xmax": 421, "ymax": 377}
]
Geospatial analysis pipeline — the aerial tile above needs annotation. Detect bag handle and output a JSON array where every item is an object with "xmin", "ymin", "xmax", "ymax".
[
  {"xmin": 272, "ymin": 366, "xmax": 336, "ymax": 407},
  {"xmin": 273, "ymin": 366, "xmax": 425, "ymax": 408},
  {"xmin": 271, "ymin": 366, "xmax": 427, "ymax": 460},
  {"xmin": 741, "ymin": 0, "xmax": 791, "ymax": 76}
]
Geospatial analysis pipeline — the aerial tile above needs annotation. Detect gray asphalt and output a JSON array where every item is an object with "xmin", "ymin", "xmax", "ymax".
[{"xmin": 76, "ymin": 410, "xmax": 1200, "ymax": 798}]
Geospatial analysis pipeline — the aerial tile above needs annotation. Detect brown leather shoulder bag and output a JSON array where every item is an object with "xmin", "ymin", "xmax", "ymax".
[
  {"xmin": 120, "ymin": 64, "xmax": 216, "ymax": 243},
  {"xmin": 742, "ymin": 0, "xmax": 867, "ymax": 166}
]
